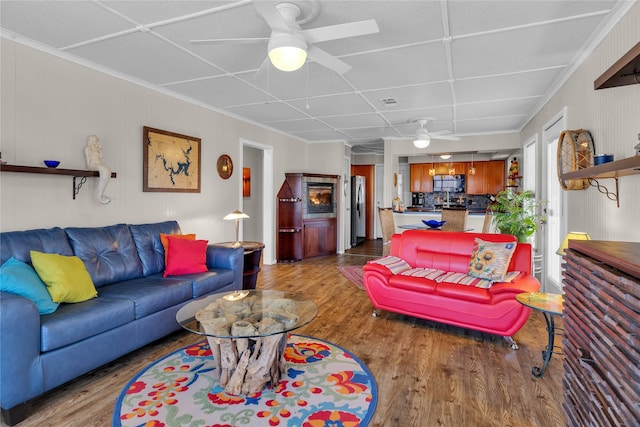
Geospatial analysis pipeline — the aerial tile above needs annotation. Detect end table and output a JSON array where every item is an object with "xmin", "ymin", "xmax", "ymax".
[
  {"xmin": 215, "ymin": 241, "xmax": 265, "ymax": 289},
  {"xmin": 516, "ymin": 292, "xmax": 563, "ymax": 378}
]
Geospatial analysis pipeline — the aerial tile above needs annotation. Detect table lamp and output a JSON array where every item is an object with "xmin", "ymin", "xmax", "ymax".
[
  {"xmin": 556, "ymin": 231, "xmax": 591, "ymax": 256},
  {"xmin": 223, "ymin": 210, "xmax": 249, "ymax": 248}
]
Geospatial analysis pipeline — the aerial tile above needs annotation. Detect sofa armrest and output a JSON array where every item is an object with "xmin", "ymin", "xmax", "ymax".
[
  {"xmin": 363, "ymin": 262, "xmax": 395, "ymax": 280},
  {"xmin": 488, "ymin": 274, "xmax": 541, "ymax": 303},
  {"xmin": 0, "ymin": 292, "xmax": 44, "ymax": 410},
  {"xmin": 206, "ymin": 245, "xmax": 244, "ymax": 289}
]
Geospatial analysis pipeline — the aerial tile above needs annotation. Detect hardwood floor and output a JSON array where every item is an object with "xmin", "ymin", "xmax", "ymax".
[{"xmin": 2, "ymin": 239, "xmax": 564, "ymax": 427}]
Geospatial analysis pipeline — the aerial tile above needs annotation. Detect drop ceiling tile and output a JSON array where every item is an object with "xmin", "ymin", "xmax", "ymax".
[
  {"xmin": 454, "ymin": 67, "xmax": 562, "ymax": 104},
  {"xmin": 68, "ymin": 31, "xmax": 219, "ymax": 84},
  {"xmin": 346, "ymin": 43, "xmax": 450, "ymax": 90},
  {"xmin": 447, "ymin": 1, "xmax": 616, "ymax": 37},
  {"xmin": 287, "ymin": 93, "xmax": 375, "ymax": 117},
  {"xmin": 451, "ymin": 13, "xmax": 610, "ymax": 78},
  {"xmin": 342, "ymin": 126, "xmax": 402, "ymax": 140},
  {"xmin": 381, "ymin": 106, "xmax": 454, "ymax": 127},
  {"xmin": 455, "ymin": 116, "xmax": 527, "ymax": 134},
  {"xmin": 265, "ymin": 119, "xmax": 332, "ymax": 133},
  {"xmin": 0, "ymin": 1, "xmax": 132, "ymax": 48},
  {"xmin": 456, "ymin": 97, "xmax": 540, "ymax": 121},
  {"xmin": 363, "ymin": 82, "xmax": 453, "ymax": 112},
  {"xmin": 236, "ymin": 63, "xmax": 354, "ymax": 100},
  {"xmin": 167, "ymin": 75, "xmax": 274, "ymax": 108},
  {"xmin": 227, "ymin": 102, "xmax": 308, "ymax": 123},
  {"xmin": 291, "ymin": 128, "xmax": 351, "ymax": 142},
  {"xmin": 319, "ymin": 113, "xmax": 390, "ymax": 129},
  {"xmin": 103, "ymin": 1, "xmax": 240, "ymax": 25}
]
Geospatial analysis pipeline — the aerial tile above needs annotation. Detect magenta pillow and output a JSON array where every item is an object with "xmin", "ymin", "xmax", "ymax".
[{"xmin": 163, "ymin": 236, "xmax": 208, "ymax": 277}]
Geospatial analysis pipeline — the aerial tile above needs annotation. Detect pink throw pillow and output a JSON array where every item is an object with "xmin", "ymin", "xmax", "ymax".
[{"xmin": 163, "ymin": 236, "xmax": 208, "ymax": 277}]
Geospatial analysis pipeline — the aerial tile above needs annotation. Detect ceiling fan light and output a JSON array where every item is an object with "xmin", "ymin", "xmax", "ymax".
[
  {"xmin": 413, "ymin": 128, "xmax": 431, "ymax": 148},
  {"xmin": 268, "ymin": 34, "xmax": 307, "ymax": 72}
]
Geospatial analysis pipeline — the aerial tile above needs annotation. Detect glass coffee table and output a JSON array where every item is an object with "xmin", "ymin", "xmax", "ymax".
[
  {"xmin": 516, "ymin": 292, "xmax": 563, "ymax": 378},
  {"xmin": 176, "ymin": 290, "xmax": 318, "ymax": 395}
]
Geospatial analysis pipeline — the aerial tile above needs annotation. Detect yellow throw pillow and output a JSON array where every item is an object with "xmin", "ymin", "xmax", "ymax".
[{"xmin": 30, "ymin": 251, "xmax": 98, "ymax": 303}]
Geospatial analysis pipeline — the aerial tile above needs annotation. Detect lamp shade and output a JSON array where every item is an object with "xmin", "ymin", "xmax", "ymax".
[
  {"xmin": 413, "ymin": 129, "xmax": 431, "ymax": 148},
  {"xmin": 556, "ymin": 231, "xmax": 591, "ymax": 255},
  {"xmin": 224, "ymin": 210, "xmax": 250, "ymax": 221},
  {"xmin": 268, "ymin": 34, "xmax": 307, "ymax": 72}
]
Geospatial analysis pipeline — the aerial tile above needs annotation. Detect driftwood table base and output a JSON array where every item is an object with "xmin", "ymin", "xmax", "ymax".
[{"xmin": 206, "ymin": 333, "xmax": 288, "ymax": 395}]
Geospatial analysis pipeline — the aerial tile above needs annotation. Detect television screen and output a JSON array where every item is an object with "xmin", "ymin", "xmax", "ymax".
[
  {"xmin": 307, "ymin": 183, "xmax": 334, "ymax": 213},
  {"xmin": 433, "ymin": 175, "xmax": 465, "ymax": 193}
]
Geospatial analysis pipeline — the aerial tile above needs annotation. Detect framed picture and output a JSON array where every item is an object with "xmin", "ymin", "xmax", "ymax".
[
  {"xmin": 143, "ymin": 126, "xmax": 201, "ymax": 193},
  {"xmin": 243, "ymin": 167, "xmax": 251, "ymax": 197}
]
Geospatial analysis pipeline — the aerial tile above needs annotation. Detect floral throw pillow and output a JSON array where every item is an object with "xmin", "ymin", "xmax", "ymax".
[{"xmin": 467, "ymin": 239, "xmax": 517, "ymax": 281}]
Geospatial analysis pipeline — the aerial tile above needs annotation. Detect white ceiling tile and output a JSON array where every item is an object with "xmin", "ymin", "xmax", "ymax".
[
  {"xmin": 362, "ymin": 82, "xmax": 453, "ymax": 111},
  {"xmin": 227, "ymin": 102, "xmax": 308, "ymax": 123},
  {"xmin": 319, "ymin": 113, "xmax": 390, "ymax": 129},
  {"xmin": 288, "ymin": 93, "xmax": 375, "ymax": 117},
  {"xmin": 166, "ymin": 75, "xmax": 274, "ymax": 108},
  {"xmin": 456, "ymin": 98, "xmax": 540, "ymax": 120},
  {"xmin": 265, "ymin": 119, "xmax": 332, "ymax": 133},
  {"xmin": 455, "ymin": 116, "xmax": 527, "ymax": 134}
]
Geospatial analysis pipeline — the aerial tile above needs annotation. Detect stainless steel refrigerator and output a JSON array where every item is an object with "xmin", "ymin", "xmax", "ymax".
[{"xmin": 351, "ymin": 175, "xmax": 366, "ymax": 247}]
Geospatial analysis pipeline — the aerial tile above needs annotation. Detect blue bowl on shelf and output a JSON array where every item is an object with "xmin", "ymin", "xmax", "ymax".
[
  {"xmin": 43, "ymin": 160, "xmax": 60, "ymax": 168},
  {"xmin": 422, "ymin": 220, "xmax": 446, "ymax": 229}
]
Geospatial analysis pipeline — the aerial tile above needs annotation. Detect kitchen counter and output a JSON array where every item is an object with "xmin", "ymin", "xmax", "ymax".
[{"xmin": 393, "ymin": 210, "xmax": 487, "ymax": 232}]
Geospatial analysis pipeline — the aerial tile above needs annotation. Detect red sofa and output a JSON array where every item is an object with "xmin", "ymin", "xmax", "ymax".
[{"xmin": 363, "ymin": 230, "xmax": 540, "ymax": 348}]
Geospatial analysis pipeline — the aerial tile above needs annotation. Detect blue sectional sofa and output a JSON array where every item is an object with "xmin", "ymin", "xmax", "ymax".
[{"xmin": 0, "ymin": 221, "xmax": 243, "ymax": 425}]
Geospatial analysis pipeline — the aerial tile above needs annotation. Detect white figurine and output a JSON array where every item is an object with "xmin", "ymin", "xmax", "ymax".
[{"xmin": 85, "ymin": 135, "xmax": 112, "ymax": 204}]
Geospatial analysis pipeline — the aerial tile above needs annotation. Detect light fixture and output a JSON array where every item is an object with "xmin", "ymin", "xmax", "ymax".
[
  {"xmin": 223, "ymin": 210, "xmax": 250, "ymax": 248},
  {"xmin": 440, "ymin": 154, "xmax": 451, "ymax": 159},
  {"xmin": 469, "ymin": 153, "xmax": 476, "ymax": 175},
  {"xmin": 268, "ymin": 33, "xmax": 308, "ymax": 72},
  {"xmin": 556, "ymin": 231, "xmax": 591, "ymax": 256},
  {"xmin": 413, "ymin": 128, "xmax": 431, "ymax": 149},
  {"xmin": 429, "ymin": 155, "xmax": 435, "ymax": 176},
  {"xmin": 448, "ymin": 155, "xmax": 455, "ymax": 175}
]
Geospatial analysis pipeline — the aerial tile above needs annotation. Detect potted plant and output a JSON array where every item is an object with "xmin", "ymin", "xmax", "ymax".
[{"xmin": 490, "ymin": 190, "xmax": 546, "ymax": 242}]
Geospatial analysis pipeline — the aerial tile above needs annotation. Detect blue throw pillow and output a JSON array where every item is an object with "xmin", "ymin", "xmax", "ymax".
[{"xmin": 0, "ymin": 257, "xmax": 59, "ymax": 314}]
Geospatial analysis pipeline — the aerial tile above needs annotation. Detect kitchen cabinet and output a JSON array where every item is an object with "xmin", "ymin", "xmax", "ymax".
[
  {"xmin": 410, "ymin": 161, "xmax": 503, "ymax": 194},
  {"xmin": 485, "ymin": 160, "xmax": 506, "ymax": 194}
]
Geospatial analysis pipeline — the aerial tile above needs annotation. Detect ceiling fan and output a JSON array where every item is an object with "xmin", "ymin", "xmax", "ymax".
[
  {"xmin": 190, "ymin": 0, "xmax": 379, "ymax": 74},
  {"xmin": 411, "ymin": 118, "xmax": 460, "ymax": 148}
]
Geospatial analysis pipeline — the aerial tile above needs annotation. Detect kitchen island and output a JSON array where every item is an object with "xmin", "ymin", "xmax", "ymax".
[{"xmin": 393, "ymin": 209, "xmax": 488, "ymax": 233}]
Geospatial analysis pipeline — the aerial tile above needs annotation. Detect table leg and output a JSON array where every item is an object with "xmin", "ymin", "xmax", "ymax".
[{"xmin": 532, "ymin": 312, "xmax": 557, "ymax": 377}]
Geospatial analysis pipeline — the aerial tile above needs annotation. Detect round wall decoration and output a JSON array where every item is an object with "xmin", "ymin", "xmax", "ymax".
[
  {"xmin": 557, "ymin": 129, "xmax": 594, "ymax": 191},
  {"xmin": 217, "ymin": 154, "xmax": 233, "ymax": 179}
]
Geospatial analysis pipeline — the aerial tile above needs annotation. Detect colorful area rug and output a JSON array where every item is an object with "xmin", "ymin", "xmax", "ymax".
[
  {"xmin": 337, "ymin": 265, "xmax": 365, "ymax": 290},
  {"xmin": 113, "ymin": 334, "xmax": 377, "ymax": 427}
]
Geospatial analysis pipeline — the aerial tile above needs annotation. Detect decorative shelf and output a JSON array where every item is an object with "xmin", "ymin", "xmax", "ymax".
[
  {"xmin": 1, "ymin": 164, "xmax": 117, "ymax": 199},
  {"xmin": 561, "ymin": 156, "xmax": 640, "ymax": 207},
  {"xmin": 594, "ymin": 42, "xmax": 640, "ymax": 90}
]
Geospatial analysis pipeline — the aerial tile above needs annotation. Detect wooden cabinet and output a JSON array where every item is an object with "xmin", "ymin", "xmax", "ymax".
[
  {"xmin": 465, "ymin": 160, "xmax": 504, "ymax": 195},
  {"xmin": 303, "ymin": 218, "xmax": 337, "ymax": 258},
  {"xmin": 410, "ymin": 160, "xmax": 503, "ymax": 194},
  {"xmin": 484, "ymin": 160, "xmax": 506, "ymax": 194},
  {"xmin": 276, "ymin": 173, "xmax": 338, "ymax": 262}
]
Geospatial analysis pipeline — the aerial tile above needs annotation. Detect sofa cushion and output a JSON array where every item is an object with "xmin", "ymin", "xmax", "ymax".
[
  {"xmin": 65, "ymin": 224, "xmax": 144, "ymax": 287},
  {"xmin": 467, "ymin": 239, "xmax": 517, "ymax": 281},
  {"xmin": 97, "ymin": 276, "xmax": 193, "ymax": 319},
  {"xmin": 400, "ymin": 268, "xmax": 447, "ymax": 280},
  {"xmin": 164, "ymin": 237, "xmax": 208, "ymax": 277},
  {"xmin": 191, "ymin": 269, "xmax": 237, "ymax": 297},
  {"xmin": 0, "ymin": 257, "xmax": 59, "ymax": 314},
  {"xmin": 435, "ymin": 271, "xmax": 493, "ymax": 289},
  {"xmin": 435, "ymin": 282, "xmax": 491, "ymax": 304},
  {"xmin": 388, "ymin": 275, "xmax": 437, "ymax": 294},
  {"xmin": 40, "ymin": 295, "xmax": 135, "ymax": 352},
  {"xmin": 128, "ymin": 221, "xmax": 182, "ymax": 276},
  {"xmin": 30, "ymin": 251, "xmax": 98, "ymax": 303},
  {"xmin": 369, "ymin": 256, "xmax": 411, "ymax": 274},
  {"xmin": 0, "ymin": 227, "xmax": 74, "ymax": 265}
]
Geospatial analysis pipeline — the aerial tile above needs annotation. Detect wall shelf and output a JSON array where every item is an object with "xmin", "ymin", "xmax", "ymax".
[
  {"xmin": 0, "ymin": 164, "xmax": 117, "ymax": 199},
  {"xmin": 561, "ymin": 156, "xmax": 640, "ymax": 207},
  {"xmin": 594, "ymin": 42, "xmax": 640, "ymax": 90}
]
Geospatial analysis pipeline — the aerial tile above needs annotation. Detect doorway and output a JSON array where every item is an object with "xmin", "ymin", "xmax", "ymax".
[
  {"xmin": 542, "ymin": 109, "xmax": 567, "ymax": 293},
  {"xmin": 241, "ymin": 139, "xmax": 274, "ymax": 265}
]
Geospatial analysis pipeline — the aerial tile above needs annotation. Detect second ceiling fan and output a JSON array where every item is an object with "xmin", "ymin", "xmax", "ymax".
[{"xmin": 191, "ymin": 0, "xmax": 379, "ymax": 74}]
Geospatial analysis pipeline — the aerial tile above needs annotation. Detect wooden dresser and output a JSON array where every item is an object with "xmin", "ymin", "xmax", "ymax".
[{"xmin": 562, "ymin": 240, "xmax": 639, "ymax": 426}]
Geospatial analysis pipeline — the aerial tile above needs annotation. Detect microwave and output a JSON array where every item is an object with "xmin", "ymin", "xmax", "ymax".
[{"xmin": 433, "ymin": 174, "xmax": 465, "ymax": 193}]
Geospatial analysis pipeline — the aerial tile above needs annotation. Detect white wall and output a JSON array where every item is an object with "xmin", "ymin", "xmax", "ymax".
[
  {"xmin": 520, "ymin": 2, "xmax": 640, "ymax": 242},
  {"xmin": 0, "ymin": 39, "xmax": 313, "ymax": 256}
]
